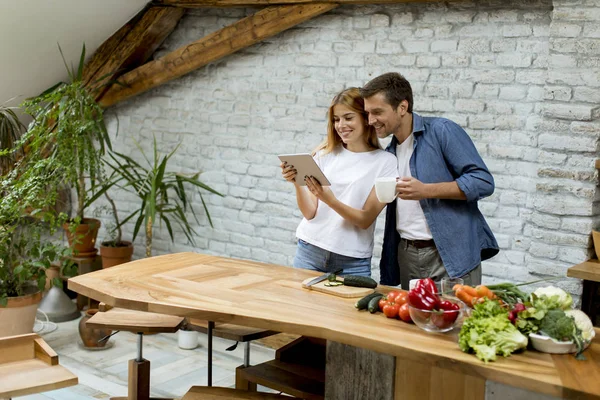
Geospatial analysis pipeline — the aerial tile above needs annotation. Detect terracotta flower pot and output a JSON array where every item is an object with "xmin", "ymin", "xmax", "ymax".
[
  {"xmin": 78, "ymin": 309, "xmax": 112, "ymax": 349},
  {"xmin": 0, "ymin": 288, "xmax": 43, "ymax": 338},
  {"xmin": 63, "ymin": 218, "xmax": 101, "ymax": 256},
  {"xmin": 99, "ymin": 241, "xmax": 134, "ymax": 268}
]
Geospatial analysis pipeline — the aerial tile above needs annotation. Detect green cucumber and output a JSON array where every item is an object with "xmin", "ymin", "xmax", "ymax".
[
  {"xmin": 344, "ymin": 275, "xmax": 378, "ymax": 289},
  {"xmin": 368, "ymin": 294, "xmax": 384, "ymax": 313},
  {"xmin": 355, "ymin": 292, "xmax": 381, "ymax": 310}
]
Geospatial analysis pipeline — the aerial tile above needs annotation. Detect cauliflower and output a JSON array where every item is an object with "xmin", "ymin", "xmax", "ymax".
[
  {"xmin": 565, "ymin": 309, "xmax": 595, "ymax": 342},
  {"xmin": 533, "ymin": 286, "xmax": 573, "ymax": 310}
]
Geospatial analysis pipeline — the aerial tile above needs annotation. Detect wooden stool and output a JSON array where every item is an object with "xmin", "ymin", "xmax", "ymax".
[
  {"xmin": 186, "ymin": 318, "xmax": 278, "ymax": 387},
  {"xmin": 0, "ymin": 333, "xmax": 77, "ymax": 399},
  {"xmin": 182, "ymin": 386, "xmax": 290, "ymax": 399},
  {"xmin": 86, "ymin": 307, "xmax": 184, "ymax": 400}
]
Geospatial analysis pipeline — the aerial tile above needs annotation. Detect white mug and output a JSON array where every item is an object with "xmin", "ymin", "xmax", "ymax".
[{"xmin": 375, "ymin": 177, "xmax": 397, "ymax": 203}]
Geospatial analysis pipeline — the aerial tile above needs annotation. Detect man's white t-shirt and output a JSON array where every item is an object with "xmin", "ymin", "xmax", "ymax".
[
  {"xmin": 296, "ymin": 146, "xmax": 398, "ymax": 258},
  {"xmin": 396, "ymin": 134, "xmax": 433, "ymax": 240}
]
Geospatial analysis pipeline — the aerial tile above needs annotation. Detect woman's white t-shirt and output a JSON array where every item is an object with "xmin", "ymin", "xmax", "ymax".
[{"xmin": 296, "ymin": 146, "xmax": 398, "ymax": 258}]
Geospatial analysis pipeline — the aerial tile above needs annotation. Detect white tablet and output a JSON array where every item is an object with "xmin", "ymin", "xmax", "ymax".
[{"xmin": 278, "ymin": 153, "xmax": 331, "ymax": 186}]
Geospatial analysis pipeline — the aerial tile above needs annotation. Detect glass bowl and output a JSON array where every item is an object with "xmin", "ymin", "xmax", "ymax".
[{"xmin": 408, "ymin": 296, "xmax": 466, "ymax": 333}]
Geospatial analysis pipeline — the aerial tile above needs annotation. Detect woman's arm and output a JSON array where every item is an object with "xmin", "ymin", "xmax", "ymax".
[
  {"xmin": 305, "ymin": 177, "xmax": 386, "ymax": 230},
  {"xmin": 281, "ymin": 162, "xmax": 318, "ymax": 220}
]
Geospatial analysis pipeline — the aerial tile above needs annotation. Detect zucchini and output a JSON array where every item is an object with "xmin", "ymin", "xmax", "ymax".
[
  {"xmin": 344, "ymin": 275, "xmax": 377, "ymax": 289},
  {"xmin": 368, "ymin": 294, "xmax": 384, "ymax": 313},
  {"xmin": 355, "ymin": 292, "xmax": 381, "ymax": 310}
]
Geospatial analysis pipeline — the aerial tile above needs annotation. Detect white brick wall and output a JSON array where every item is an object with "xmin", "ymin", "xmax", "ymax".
[{"xmin": 96, "ymin": 0, "xmax": 599, "ymax": 304}]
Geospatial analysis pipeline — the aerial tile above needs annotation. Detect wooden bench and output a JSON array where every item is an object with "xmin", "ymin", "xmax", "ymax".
[
  {"xmin": 87, "ymin": 307, "xmax": 184, "ymax": 400},
  {"xmin": 0, "ymin": 333, "xmax": 77, "ymax": 399},
  {"xmin": 182, "ymin": 386, "xmax": 290, "ymax": 399},
  {"xmin": 235, "ymin": 336, "xmax": 325, "ymax": 400}
]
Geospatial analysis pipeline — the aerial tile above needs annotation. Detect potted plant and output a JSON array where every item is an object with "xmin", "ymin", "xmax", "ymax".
[
  {"xmin": 98, "ymin": 186, "xmax": 134, "ymax": 268},
  {"xmin": 105, "ymin": 137, "xmax": 223, "ymax": 257},
  {"xmin": 0, "ymin": 187, "xmax": 73, "ymax": 337},
  {"xmin": 19, "ymin": 44, "xmax": 112, "ymax": 256}
]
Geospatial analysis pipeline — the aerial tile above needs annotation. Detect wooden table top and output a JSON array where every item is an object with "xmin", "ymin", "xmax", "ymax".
[
  {"xmin": 567, "ymin": 259, "xmax": 600, "ymax": 282},
  {"xmin": 68, "ymin": 252, "xmax": 600, "ymax": 399}
]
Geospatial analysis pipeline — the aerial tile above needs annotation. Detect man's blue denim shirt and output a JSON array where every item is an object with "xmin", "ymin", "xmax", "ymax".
[{"xmin": 379, "ymin": 112, "xmax": 499, "ymax": 286}]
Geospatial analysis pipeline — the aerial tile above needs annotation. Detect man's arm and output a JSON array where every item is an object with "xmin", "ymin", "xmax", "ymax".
[{"xmin": 396, "ymin": 177, "xmax": 466, "ymax": 200}]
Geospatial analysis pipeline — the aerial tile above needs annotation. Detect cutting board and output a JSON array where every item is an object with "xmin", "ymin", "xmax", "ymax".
[{"xmin": 301, "ymin": 277, "xmax": 374, "ymax": 298}]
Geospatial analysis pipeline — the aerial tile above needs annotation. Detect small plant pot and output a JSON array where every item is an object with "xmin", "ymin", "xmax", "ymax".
[
  {"xmin": 63, "ymin": 218, "xmax": 101, "ymax": 256},
  {"xmin": 178, "ymin": 329, "xmax": 198, "ymax": 350},
  {"xmin": 78, "ymin": 309, "xmax": 112, "ymax": 349},
  {"xmin": 100, "ymin": 241, "xmax": 134, "ymax": 268}
]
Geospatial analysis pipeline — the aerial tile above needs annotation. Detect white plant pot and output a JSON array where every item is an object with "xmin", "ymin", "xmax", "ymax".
[{"xmin": 178, "ymin": 329, "xmax": 198, "ymax": 350}]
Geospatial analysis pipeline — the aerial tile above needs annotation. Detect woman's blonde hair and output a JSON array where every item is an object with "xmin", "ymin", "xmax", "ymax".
[{"xmin": 313, "ymin": 87, "xmax": 379, "ymax": 156}]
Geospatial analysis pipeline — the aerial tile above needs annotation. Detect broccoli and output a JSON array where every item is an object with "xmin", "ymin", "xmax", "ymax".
[
  {"xmin": 539, "ymin": 309, "xmax": 586, "ymax": 360},
  {"xmin": 540, "ymin": 309, "xmax": 575, "ymax": 341}
]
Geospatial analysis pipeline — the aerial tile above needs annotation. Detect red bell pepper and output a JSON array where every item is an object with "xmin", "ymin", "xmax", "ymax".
[
  {"xmin": 408, "ymin": 286, "xmax": 439, "ymax": 310},
  {"xmin": 415, "ymin": 278, "xmax": 438, "ymax": 294}
]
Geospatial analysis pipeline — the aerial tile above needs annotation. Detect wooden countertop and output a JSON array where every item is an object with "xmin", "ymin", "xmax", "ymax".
[
  {"xmin": 567, "ymin": 258, "xmax": 600, "ymax": 282},
  {"xmin": 68, "ymin": 252, "xmax": 600, "ymax": 399}
]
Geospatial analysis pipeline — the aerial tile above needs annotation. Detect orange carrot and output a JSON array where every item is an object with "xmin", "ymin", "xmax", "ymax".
[
  {"xmin": 455, "ymin": 287, "xmax": 475, "ymax": 306},
  {"xmin": 461, "ymin": 285, "xmax": 479, "ymax": 297},
  {"xmin": 475, "ymin": 285, "xmax": 496, "ymax": 299}
]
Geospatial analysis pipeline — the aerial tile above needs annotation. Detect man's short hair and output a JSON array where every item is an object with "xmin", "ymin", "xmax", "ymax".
[{"xmin": 360, "ymin": 72, "xmax": 413, "ymax": 113}]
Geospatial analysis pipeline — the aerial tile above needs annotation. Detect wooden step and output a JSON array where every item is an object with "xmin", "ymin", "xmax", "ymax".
[
  {"xmin": 236, "ymin": 359, "xmax": 325, "ymax": 400},
  {"xmin": 182, "ymin": 386, "xmax": 289, "ymax": 399}
]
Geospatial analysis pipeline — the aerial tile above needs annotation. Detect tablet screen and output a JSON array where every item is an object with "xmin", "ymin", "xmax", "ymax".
[{"xmin": 278, "ymin": 153, "xmax": 331, "ymax": 186}]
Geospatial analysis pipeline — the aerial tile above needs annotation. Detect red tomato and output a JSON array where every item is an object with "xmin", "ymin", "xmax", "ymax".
[
  {"xmin": 386, "ymin": 290, "xmax": 401, "ymax": 303},
  {"xmin": 398, "ymin": 303, "xmax": 411, "ymax": 322},
  {"xmin": 378, "ymin": 297, "xmax": 388, "ymax": 311},
  {"xmin": 395, "ymin": 291, "xmax": 409, "ymax": 307},
  {"xmin": 382, "ymin": 302, "xmax": 400, "ymax": 319}
]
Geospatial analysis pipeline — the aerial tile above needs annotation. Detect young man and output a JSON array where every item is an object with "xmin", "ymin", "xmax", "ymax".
[{"xmin": 361, "ymin": 72, "xmax": 498, "ymax": 289}]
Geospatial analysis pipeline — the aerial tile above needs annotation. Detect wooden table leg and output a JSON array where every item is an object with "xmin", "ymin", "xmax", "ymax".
[
  {"xmin": 129, "ymin": 358, "xmax": 150, "ymax": 400},
  {"xmin": 395, "ymin": 360, "xmax": 485, "ymax": 400},
  {"xmin": 325, "ymin": 341, "xmax": 485, "ymax": 400},
  {"xmin": 325, "ymin": 341, "xmax": 394, "ymax": 399}
]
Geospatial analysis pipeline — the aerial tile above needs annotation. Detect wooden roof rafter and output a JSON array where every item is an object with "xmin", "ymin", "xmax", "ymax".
[
  {"xmin": 83, "ymin": 4, "xmax": 185, "ymax": 101},
  {"xmin": 96, "ymin": 3, "xmax": 337, "ymax": 107},
  {"xmin": 157, "ymin": 0, "xmax": 442, "ymax": 6}
]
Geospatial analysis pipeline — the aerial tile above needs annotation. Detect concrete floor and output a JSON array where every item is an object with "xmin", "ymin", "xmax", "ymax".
[{"xmin": 14, "ymin": 316, "xmax": 279, "ymax": 399}]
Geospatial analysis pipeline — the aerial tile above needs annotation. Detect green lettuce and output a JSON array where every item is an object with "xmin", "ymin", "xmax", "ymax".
[{"xmin": 458, "ymin": 299, "xmax": 528, "ymax": 363}]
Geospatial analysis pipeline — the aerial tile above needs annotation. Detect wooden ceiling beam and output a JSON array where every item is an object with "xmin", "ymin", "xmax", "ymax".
[
  {"xmin": 98, "ymin": 3, "xmax": 337, "ymax": 107},
  {"xmin": 84, "ymin": 5, "xmax": 185, "ymax": 100},
  {"xmin": 159, "ymin": 0, "xmax": 441, "ymax": 6}
]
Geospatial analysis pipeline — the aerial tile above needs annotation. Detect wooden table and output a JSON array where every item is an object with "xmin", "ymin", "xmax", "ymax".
[
  {"xmin": 68, "ymin": 253, "xmax": 600, "ymax": 400},
  {"xmin": 567, "ymin": 259, "xmax": 600, "ymax": 326}
]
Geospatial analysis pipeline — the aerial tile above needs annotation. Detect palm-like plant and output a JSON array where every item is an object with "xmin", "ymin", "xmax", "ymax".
[{"xmin": 106, "ymin": 137, "xmax": 223, "ymax": 257}]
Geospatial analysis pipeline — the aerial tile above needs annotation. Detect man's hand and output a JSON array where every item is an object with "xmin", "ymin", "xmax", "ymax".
[
  {"xmin": 305, "ymin": 176, "xmax": 336, "ymax": 205},
  {"xmin": 396, "ymin": 177, "xmax": 429, "ymax": 200}
]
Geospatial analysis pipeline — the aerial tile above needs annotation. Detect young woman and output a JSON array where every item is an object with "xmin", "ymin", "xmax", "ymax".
[{"xmin": 280, "ymin": 87, "xmax": 397, "ymax": 277}]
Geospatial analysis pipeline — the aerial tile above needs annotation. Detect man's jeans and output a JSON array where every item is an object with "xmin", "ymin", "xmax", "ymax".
[
  {"xmin": 397, "ymin": 239, "xmax": 481, "ymax": 290},
  {"xmin": 293, "ymin": 239, "xmax": 371, "ymax": 277}
]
